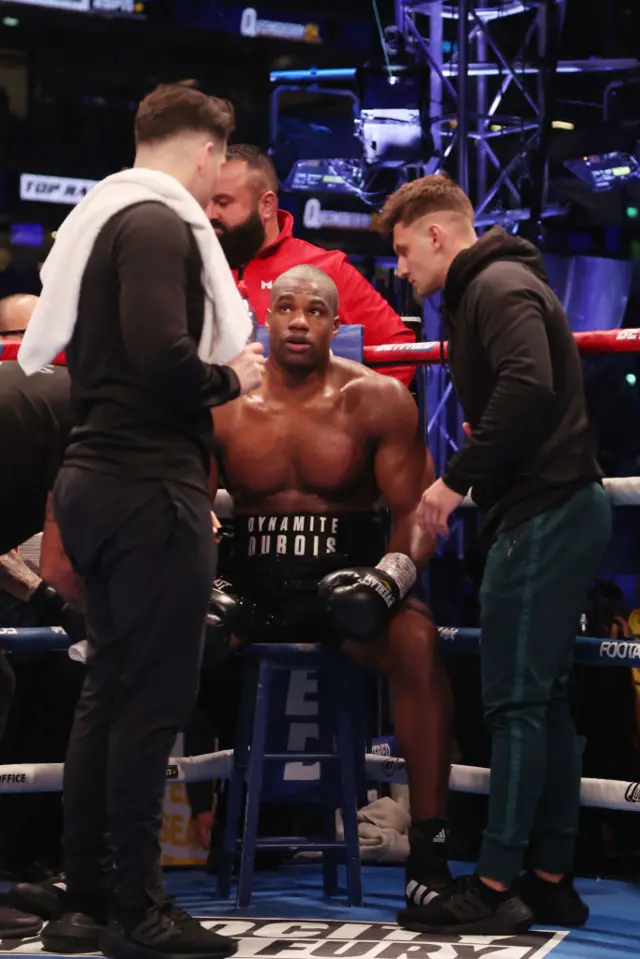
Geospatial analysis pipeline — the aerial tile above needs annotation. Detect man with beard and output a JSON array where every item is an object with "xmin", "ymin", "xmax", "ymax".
[{"xmin": 207, "ymin": 144, "xmax": 416, "ymax": 386}]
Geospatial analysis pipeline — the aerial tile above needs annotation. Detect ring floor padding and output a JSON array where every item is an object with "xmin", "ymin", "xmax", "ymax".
[{"xmin": 0, "ymin": 863, "xmax": 638, "ymax": 957}]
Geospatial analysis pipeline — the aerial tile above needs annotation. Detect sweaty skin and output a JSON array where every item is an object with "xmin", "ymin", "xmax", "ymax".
[{"xmin": 210, "ymin": 267, "xmax": 453, "ymax": 821}]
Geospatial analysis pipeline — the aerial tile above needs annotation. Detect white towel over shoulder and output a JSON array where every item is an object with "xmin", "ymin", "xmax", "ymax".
[{"xmin": 18, "ymin": 168, "xmax": 251, "ymax": 376}]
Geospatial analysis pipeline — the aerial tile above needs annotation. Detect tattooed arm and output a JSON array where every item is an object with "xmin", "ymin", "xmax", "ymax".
[
  {"xmin": 40, "ymin": 494, "xmax": 85, "ymax": 611},
  {"xmin": 0, "ymin": 550, "xmax": 41, "ymax": 602}
]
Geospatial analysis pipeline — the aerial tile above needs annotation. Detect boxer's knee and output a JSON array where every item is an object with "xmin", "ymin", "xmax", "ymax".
[{"xmin": 376, "ymin": 598, "xmax": 442, "ymax": 680}]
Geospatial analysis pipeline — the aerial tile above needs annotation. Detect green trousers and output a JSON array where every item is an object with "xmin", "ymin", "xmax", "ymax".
[{"xmin": 478, "ymin": 482, "xmax": 612, "ymax": 884}]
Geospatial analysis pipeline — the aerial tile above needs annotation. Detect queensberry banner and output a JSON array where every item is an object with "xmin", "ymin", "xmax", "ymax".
[
  {"xmin": 174, "ymin": 3, "xmax": 373, "ymax": 50},
  {"xmin": 176, "ymin": 2, "xmax": 326, "ymax": 44}
]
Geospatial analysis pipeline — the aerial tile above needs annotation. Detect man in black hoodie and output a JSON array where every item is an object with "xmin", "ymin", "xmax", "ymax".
[{"xmin": 379, "ymin": 175, "xmax": 611, "ymax": 935}]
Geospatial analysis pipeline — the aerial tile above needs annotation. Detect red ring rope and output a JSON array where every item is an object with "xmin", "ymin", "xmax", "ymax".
[
  {"xmin": 364, "ymin": 328, "xmax": 640, "ymax": 366},
  {"xmin": 1, "ymin": 328, "xmax": 639, "ymax": 367}
]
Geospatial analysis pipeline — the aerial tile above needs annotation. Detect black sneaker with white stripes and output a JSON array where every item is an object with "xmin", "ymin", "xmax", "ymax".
[
  {"xmin": 399, "ymin": 874, "xmax": 535, "ymax": 935},
  {"xmin": 403, "ymin": 820, "xmax": 455, "ymax": 918}
]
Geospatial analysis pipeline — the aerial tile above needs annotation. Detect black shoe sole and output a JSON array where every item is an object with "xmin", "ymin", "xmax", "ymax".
[
  {"xmin": 9, "ymin": 884, "xmax": 65, "ymax": 921},
  {"xmin": 99, "ymin": 928, "xmax": 239, "ymax": 959},
  {"xmin": 397, "ymin": 900, "xmax": 535, "ymax": 936},
  {"xmin": 0, "ymin": 919, "xmax": 43, "ymax": 940},
  {"xmin": 42, "ymin": 923, "xmax": 103, "ymax": 954},
  {"xmin": 525, "ymin": 909, "xmax": 589, "ymax": 928}
]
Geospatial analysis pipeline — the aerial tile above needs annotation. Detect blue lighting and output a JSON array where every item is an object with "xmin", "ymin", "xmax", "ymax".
[{"xmin": 270, "ymin": 68, "xmax": 357, "ymax": 83}]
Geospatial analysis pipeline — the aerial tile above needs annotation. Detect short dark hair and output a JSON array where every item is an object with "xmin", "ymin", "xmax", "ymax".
[
  {"xmin": 271, "ymin": 265, "xmax": 339, "ymax": 316},
  {"xmin": 378, "ymin": 173, "xmax": 475, "ymax": 233},
  {"xmin": 226, "ymin": 144, "xmax": 279, "ymax": 195},
  {"xmin": 135, "ymin": 82, "xmax": 235, "ymax": 147}
]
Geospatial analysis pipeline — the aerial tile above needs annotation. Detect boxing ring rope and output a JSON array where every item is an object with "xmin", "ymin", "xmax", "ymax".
[
  {"xmin": 362, "ymin": 328, "xmax": 640, "ymax": 366},
  {"xmin": 1, "ymin": 330, "xmax": 639, "ymax": 822},
  {"xmin": 2, "ymin": 328, "xmax": 640, "ymax": 366}
]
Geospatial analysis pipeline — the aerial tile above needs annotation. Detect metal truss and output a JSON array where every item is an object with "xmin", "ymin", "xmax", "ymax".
[
  {"xmin": 393, "ymin": 0, "xmax": 639, "ymax": 487},
  {"xmin": 394, "ymin": 0, "xmax": 637, "ymax": 223}
]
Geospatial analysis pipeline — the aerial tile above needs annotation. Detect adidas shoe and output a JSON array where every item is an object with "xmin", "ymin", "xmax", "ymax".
[{"xmin": 399, "ymin": 874, "xmax": 534, "ymax": 935}]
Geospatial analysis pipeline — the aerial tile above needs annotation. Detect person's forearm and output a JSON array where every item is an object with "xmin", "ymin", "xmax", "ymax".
[
  {"xmin": 388, "ymin": 513, "xmax": 435, "ymax": 569},
  {"xmin": 0, "ymin": 551, "xmax": 41, "ymax": 602}
]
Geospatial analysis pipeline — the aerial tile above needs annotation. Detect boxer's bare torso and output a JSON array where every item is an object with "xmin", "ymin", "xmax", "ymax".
[{"xmin": 211, "ymin": 356, "xmax": 413, "ymax": 515}]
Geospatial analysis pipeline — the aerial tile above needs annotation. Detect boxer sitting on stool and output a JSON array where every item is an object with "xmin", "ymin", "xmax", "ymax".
[{"xmin": 209, "ymin": 264, "xmax": 454, "ymax": 911}]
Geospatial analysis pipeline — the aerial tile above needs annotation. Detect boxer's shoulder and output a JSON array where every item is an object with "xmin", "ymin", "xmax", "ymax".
[{"xmin": 337, "ymin": 357, "xmax": 412, "ymax": 403}]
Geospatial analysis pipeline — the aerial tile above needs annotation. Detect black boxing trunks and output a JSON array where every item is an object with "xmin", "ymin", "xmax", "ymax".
[{"xmin": 223, "ymin": 511, "xmax": 387, "ymax": 644}]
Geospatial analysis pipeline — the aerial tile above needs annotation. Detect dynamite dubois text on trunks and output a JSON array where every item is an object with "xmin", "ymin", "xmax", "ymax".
[{"xmin": 243, "ymin": 514, "xmax": 339, "ymax": 558}]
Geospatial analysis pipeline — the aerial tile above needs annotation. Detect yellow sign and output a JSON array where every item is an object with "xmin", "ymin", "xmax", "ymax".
[{"xmin": 161, "ymin": 783, "xmax": 208, "ymax": 867}]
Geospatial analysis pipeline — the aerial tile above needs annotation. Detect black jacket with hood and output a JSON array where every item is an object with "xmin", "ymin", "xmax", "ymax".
[{"xmin": 441, "ymin": 227, "xmax": 602, "ymax": 537}]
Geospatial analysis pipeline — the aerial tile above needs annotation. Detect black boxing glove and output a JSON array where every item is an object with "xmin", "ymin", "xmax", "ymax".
[
  {"xmin": 318, "ymin": 553, "xmax": 417, "ymax": 641},
  {"xmin": 205, "ymin": 578, "xmax": 252, "ymax": 653},
  {"xmin": 27, "ymin": 582, "xmax": 87, "ymax": 645}
]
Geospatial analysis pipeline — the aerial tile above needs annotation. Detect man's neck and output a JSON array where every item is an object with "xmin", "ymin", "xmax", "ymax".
[
  {"xmin": 260, "ymin": 215, "xmax": 281, "ymax": 251},
  {"xmin": 263, "ymin": 358, "xmax": 331, "ymax": 401},
  {"xmin": 133, "ymin": 151, "xmax": 191, "ymax": 194}
]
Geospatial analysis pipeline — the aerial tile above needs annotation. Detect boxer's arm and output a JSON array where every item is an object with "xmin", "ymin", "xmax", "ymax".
[
  {"xmin": 40, "ymin": 494, "xmax": 85, "ymax": 611},
  {"xmin": 443, "ymin": 278, "xmax": 554, "ymax": 496},
  {"xmin": 371, "ymin": 379, "xmax": 436, "ymax": 566},
  {"xmin": 116, "ymin": 203, "xmax": 240, "ymax": 412}
]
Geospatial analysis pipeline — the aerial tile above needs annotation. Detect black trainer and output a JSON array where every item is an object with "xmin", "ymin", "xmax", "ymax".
[
  {"xmin": 41, "ymin": 890, "xmax": 111, "ymax": 954},
  {"xmin": 398, "ymin": 873, "xmax": 534, "ymax": 935},
  {"xmin": 517, "ymin": 871, "xmax": 589, "ymax": 927},
  {"xmin": 0, "ymin": 904, "xmax": 43, "ymax": 939},
  {"xmin": 100, "ymin": 900, "xmax": 238, "ymax": 959},
  {"xmin": 404, "ymin": 821, "xmax": 454, "ymax": 913},
  {"xmin": 42, "ymin": 911, "xmax": 106, "ymax": 953},
  {"xmin": 10, "ymin": 872, "xmax": 68, "ymax": 920}
]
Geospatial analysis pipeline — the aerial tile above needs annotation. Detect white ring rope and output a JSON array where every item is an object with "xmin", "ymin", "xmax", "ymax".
[
  {"xmin": 462, "ymin": 476, "xmax": 640, "ymax": 508},
  {"xmin": 1, "ymin": 751, "xmax": 638, "ymax": 813},
  {"xmin": 1, "ymin": 481, "xmax": 636, "ymax": 814}
]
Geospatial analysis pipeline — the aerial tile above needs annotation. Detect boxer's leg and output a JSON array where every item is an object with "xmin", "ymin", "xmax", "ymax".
[
  {"xmin": 349, "ymin": 599, "xmax": 453, "ymax": 821},
  {"xmin": 343, "ymin": 599, "xmax": 454, "ymax": 898}
]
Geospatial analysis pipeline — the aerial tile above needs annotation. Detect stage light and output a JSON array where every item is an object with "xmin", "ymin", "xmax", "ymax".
[
  {"xmin": 627, "ymin": 207, "xmax": 639, "ymax": 219},
  {"xmin": 626, "ymin": 373, "xmax": 637, "ymax": 386}
]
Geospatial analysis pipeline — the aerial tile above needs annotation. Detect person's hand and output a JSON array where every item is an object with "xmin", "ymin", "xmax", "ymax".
[
  {"xmin": 416, "ymin": 478, "xmax": 464, "ymax": 538},
  {"xmin": 462, "ymin": 422, "xmax": 472, "ymax": 439},
  {"xmin": 195, "ymin": 810, "xmax": 214, "ymax": 850},
  {"xmin": 228, "ymin": 343, "xmax": 266, "ymax": 395}
]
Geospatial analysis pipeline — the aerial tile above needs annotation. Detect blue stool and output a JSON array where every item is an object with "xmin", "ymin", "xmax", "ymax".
[{"xmin": 217, "ymin": 643, "xmax": 365, "ymax": 907}]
